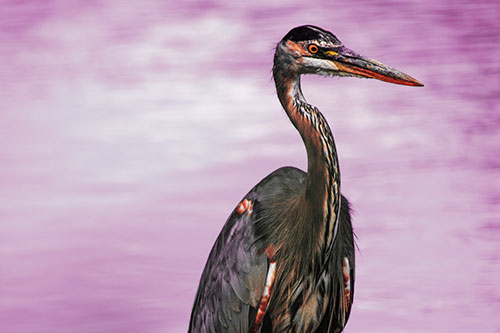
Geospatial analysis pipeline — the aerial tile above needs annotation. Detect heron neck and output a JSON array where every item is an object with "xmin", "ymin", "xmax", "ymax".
[{"xmin": 274, "ymin": 72, "xmax": 341, "ymax": 248}]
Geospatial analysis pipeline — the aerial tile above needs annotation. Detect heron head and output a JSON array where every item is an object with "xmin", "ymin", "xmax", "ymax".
[{"xmin": 275, "ymin": 25, "xmax": 423, "ymax": 86}]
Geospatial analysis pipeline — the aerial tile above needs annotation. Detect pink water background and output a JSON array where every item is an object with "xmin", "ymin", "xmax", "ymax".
[{"xmin": 1, "ymin": 1, "xmax": 499, "ymax": 332}]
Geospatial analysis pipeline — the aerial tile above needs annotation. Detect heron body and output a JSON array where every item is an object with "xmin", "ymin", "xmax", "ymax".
[{"xmin": 189, "ymin": 25, "xmax": 422, "ymax": 333}]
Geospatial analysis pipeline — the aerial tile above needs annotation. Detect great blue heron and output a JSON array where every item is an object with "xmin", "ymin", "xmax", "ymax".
[{"xmin": 189, "ymin": 25, "xmax": 422, "ymax": 332}]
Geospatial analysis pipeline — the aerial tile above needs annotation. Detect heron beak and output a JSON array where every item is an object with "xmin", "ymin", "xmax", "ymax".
[{"xmin": 327, "ymin": 46, "xmax": 424, "ymax": 87}]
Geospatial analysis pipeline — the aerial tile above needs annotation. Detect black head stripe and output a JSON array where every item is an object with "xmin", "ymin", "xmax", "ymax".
[{"xmin": 283, "ymin": 25, "xmax": 341, "ymax": 45}]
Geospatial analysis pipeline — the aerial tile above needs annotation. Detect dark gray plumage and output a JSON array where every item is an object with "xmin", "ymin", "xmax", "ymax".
[{"xmin": 189, "ymin": 167, "xmax": 354, "ymax": 332}]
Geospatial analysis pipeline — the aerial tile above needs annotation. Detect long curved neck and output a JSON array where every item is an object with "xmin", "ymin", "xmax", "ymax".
[{"xmin": 273, "ymin": 68, "xmax": 341, "ymax": 250}]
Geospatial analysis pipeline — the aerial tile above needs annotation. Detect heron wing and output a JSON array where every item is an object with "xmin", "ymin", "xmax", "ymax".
[
  {"xmin": 189, "ymin": 167, "xmax": 308, "ymax": 332},
  {"xmin": 316, "ymin": 194, "xmax": 356, "ymax": 332},
  {"xmin": 336, "ymin": 195, "xmax": 355, "ymax": 324},
  {"xmin": 188, "ymin": 189, "xmax": 269, "ymax": 332}
]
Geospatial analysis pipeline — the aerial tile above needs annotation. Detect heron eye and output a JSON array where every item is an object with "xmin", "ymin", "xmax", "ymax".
[{"xmin": 308, "ymin": 44, "xmax": 319, "ymax": 54}]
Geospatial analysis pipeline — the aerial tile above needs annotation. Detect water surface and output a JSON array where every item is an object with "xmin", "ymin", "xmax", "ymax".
[{"xmin": 1, "ymin": 1, "xmax": 499, "ymax": 332}]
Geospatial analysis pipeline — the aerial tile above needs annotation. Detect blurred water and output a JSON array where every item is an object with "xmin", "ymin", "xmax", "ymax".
[{"xmin": 1, "ymin": 0, "xmax": 499, "ymax": 332}]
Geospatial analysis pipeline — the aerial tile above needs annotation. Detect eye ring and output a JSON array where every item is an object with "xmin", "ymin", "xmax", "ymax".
[{"xmin": 308, "ymin": 44, "xmax": 319, "ymax": 54}]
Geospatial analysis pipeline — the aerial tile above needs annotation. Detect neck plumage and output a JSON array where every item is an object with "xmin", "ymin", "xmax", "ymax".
[{"xmin": 273, "ymin": 67, "xmax": 341, "ymax": 251}]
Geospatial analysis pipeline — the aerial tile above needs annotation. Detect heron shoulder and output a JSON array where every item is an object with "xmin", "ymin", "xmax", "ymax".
[{"xmin": 252, "ymin": 166, "xmax": 306, "ymax": 200}]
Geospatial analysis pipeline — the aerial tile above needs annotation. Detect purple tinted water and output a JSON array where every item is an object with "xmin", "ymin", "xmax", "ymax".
[{"xmin": 1, "ymin": 1, "xmax": 499, "ymax": 332}]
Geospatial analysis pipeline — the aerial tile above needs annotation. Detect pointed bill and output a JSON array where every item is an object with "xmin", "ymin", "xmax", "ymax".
[{"xmin": 329, "ymin": 46, "xmax": 424, "ymax": 87}]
